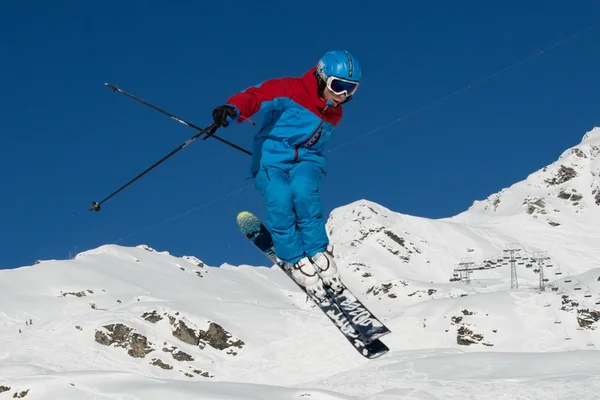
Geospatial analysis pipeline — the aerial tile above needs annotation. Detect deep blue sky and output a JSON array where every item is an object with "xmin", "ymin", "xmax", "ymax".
[{"xmin": 1, "ymin": 1, "xmax": 599, "ymax": 269}]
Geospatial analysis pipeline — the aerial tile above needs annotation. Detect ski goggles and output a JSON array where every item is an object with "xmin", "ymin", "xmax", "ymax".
[{"xmin": 326, "ymin": 76, "xmax": 359, "ymax": 97}]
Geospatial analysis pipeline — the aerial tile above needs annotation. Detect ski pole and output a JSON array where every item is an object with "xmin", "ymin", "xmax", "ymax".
[
  {"xmin": 90, "ymin": 122, "xmax": 219, "ymax": 212},
  {"xmin": 104, "ymin": 83, "xmax": 252, "ymax": 156}
]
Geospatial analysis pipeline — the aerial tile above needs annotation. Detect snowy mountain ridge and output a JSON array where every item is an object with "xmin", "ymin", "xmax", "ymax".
[
  {"xmin": 467, "ymin": 126, "xmax": 600, "ymax": 217},
  {"xmin": 1, "ymin": 127, "xmax": 600, "ymax": 399}
]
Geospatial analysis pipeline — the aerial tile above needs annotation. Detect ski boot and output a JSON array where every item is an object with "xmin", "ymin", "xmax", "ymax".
[
  {"xmin": 285, "ymin": 257, "xmax": 327, "ymax": 302},
  {"xmin": 310, "ymin": 245, "xmax": 344, "ymax": 295}
]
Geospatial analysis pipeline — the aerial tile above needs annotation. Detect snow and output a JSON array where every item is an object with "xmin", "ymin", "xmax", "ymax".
[{"xmin": 2, "ymin": 127, "xmax": 600, "ymax": 398}]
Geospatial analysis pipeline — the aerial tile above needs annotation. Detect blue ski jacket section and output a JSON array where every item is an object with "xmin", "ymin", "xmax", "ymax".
[{"xmin": 226, "ymin": 67, "xmax": 343, "ymax": 176}]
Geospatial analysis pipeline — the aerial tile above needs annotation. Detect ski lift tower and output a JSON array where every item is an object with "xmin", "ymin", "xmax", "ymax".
[
  {"xmin": 531, "ymin": 251, "xmax": 550, "ymax": 292},
  {"xmin": 455, "ymin": 258, "xmax": 477, "ymax": 284},
  {"xmin": 504, "ymin": 243, "xmax": 522, "ymax": 289}
]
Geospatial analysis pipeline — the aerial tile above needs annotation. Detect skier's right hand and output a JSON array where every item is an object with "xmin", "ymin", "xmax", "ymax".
[{"xmin": 212, "ymin": 105, "xmax": 238, "ymax": 128}]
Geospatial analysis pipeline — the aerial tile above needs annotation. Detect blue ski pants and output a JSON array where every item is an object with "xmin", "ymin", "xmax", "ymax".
[{"xmin": 253, "ymin": 161, "xmax": 328, "ymax": 264}]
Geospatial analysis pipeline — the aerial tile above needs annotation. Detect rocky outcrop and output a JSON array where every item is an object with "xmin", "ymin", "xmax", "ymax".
[
  {"xmin": 12, "ymin": 389, "xmax": 30, "ymax": 398},
  {"xmin": 172, "ymin": 320, "xmax": 200, "ymax": 346},
  {"xmin": 592, "ymin": 187, "xmax": 600, "ymax": 206},
  {"xmin": 561, "ymin": 295, "xmax": 579, "ymax": 312},
  {"xmin": 138, "ymin": 244, "xmax": 156, "ymax": 252},
  {"xmin": 182, "ymin": 256, "xmax": 205, "ymax": 268},
  {"xmin": 165, "ymin": 312, "xmax": 244, "ymax": 354},
  {"xmin": 450, "ymin": 309, "xmax": 494, "ymax": 347},
  {"xmin": 172, "ymin": 349, "xmax": 194, "ymax": 361},
  {"xmin": 366, "ymin": 280, "xmax": 408, "ymax": 299},
  {"xmin": 384, "ymin": 230, "xmax": 405, "ymax": 247},
  {"xmin": 192, "ymin": 369, "xmax": 214, "ymax": 378},
  {"xmin": 59, "ymin": 289, "xmax": 94, "ymax": 297},
  {"xmin": 407, "ymin": 288, "xmax": 438, "ymax": 298},
  {"xmin": 198, "ymin": 322, "xmax": 245, "ymax": 353},
  {"xmin": 151, "ymin": 358, "xmax": 173, "ymax": 370},
  {"xmin": 557, "ymin": 188, "xmax": 583, "ymax": 202},
  {"xmin": 457, "ymin": 325, "xmax": 486, "ymax": 346},
  {"xmin": 162, "ymin": 346, "xmax": 194, "ymax": 361},
  {"xmin": 523, "ymin": 197, "xmax": 547, "ymax": 215},
  {"xmin": 544, "ymin": 165, "xmax": 577, "ymax": 186},
  {"xmin": 577, "ymin": 309, "xmax": 600, "ymax": 329},
  {"xmin": 141, "ymin": 310, "xmax": 163, "ymax": 323},
  {"xmin": 94, "ymin": 323, "xmax": 154, "ymax": 358}
]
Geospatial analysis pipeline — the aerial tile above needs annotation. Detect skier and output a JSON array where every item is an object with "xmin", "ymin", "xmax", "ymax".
[{"xmin": 212, "ymin": 50, "xmax": 361, "ymax": 300}]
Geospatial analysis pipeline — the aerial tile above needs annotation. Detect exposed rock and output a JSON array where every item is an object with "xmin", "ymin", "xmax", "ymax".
[
  {"xmin": 377, "ymin": 237, "xmax": 410, "ymax": 259},
  {"xmin": 384, "ymin": 230, "xmax": 405, "ymax": 247},
  {"xmin": 593, "ymin": 187, "xmax": 600, "ymax": 206},
  {"xmin": 12, "ymin": 389, "xmax": 29, "ymax": 398},
  {"xmin": 141, "ymin": 310, "xmax": 163, "ymax": 323},
  {"xmin": 182, "ymin": 256, "xmax": 205, "ymax": 268},
  {"xmin": 366, "ymin": 204, "xmax": 379, "ymax": 215},
  {"xmin": 94, "ymin": 331, "xmax": 111, "ymax": 346},
  {"xmin": 199, "ymin": 322, "xmax": 245, "ymax": 351},
  {"xmin": 138, "ymin": 244, "xmax": 156, "ymax": 252},
  {"xmin": 172, "ymin": 321, "xmax": 200, "ymax": 346},
  {"xmin": 366, "ymin": 280, "xmax": 407, "ymax": 298},
  {"xmin": 457, "ymin": 325, "xmax": 485, "ymax": 346},
  {"xmin": 226, "ymin": 348, "xmax": 239, "ymax": 356},
  {"xmin": 354, "ymin": 226, "xmax": 384, "ymax": 245},
  {"xmin": 451, "ymin": 316, "xmax": 463, "ymax": 324},
  {"xmin": 483, "ymin": 193, "xmax": 502, "ymax": 212},
  {"xmin": 523, "ymin": 197, "xmax": 547, "ymax": 215},
  {"xmin": 94, "ymin": 323, "xmax": 153, "ymax": 358},
  {"xmin": 173, "ymin": 350, "xmax": 194, "ymax": 362},
  {"xmin": 59, "ymin": 291, "xmax": 87, "ymax": 298},
  {"xmin": 557, "ymin": 188, "xmax": 583, "ymax": 202},
  {"xmin": 193, "ymin": 369, "xmax": 214, "ymax": 378},
  {"xmin": 571, "ymin": 148, "xmax": 587, "ymax": 158},
  {"xmin": 129, "ymin": 333, "xmax": 153, "ymax": 358},
  {"xmin": 150, "ymin": 358, "xmax": 173, "ymax": 370},
  {"xmin": 0, "ymin": 386, "xmax": 10, "ymax": 394},
  {"xmin": 577, "ymin": 309, "xmax": 600, "ymax": 329},
  {"xmin": 561, "ymin": 295, "xmax": 579, "ymax": 312},
  {"xmin": 544, "ymin": 165, "xmax": 577, "ymax": 186}
]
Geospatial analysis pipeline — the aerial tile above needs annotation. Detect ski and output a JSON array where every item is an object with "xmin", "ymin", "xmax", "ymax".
[
  {"xmin": 327, "ymin": 282, "xmax": 391, "ymax": 343},
  {"xmin": 236, "ymin": 211, "xmax": 389, "ymax": 359}
]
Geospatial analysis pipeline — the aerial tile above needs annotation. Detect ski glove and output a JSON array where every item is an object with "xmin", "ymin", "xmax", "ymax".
[{"xmin": 212, "ymin": 105, "xmax": 238, "ymax": 128}]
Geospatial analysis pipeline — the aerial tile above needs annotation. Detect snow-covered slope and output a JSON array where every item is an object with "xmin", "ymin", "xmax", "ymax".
[{"xmin": 2, "ymin": 128, "xmax": 600, "ymax": 399}]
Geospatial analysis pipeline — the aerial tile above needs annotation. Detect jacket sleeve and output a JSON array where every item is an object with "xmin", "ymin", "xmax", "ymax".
[{"xmin": 226, "ymin": 78, "xmax": 294, "ymax": 122}]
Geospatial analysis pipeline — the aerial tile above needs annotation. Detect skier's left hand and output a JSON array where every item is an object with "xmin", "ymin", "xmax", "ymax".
[{"xmin": 212, "ymin": 105, "xmax": 238, "ymax": 128}]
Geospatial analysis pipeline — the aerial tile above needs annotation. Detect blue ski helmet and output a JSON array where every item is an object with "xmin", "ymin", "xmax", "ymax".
[{"xmin": 316, "ymin": 50, "xmax": 361, "ymax": 83}]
